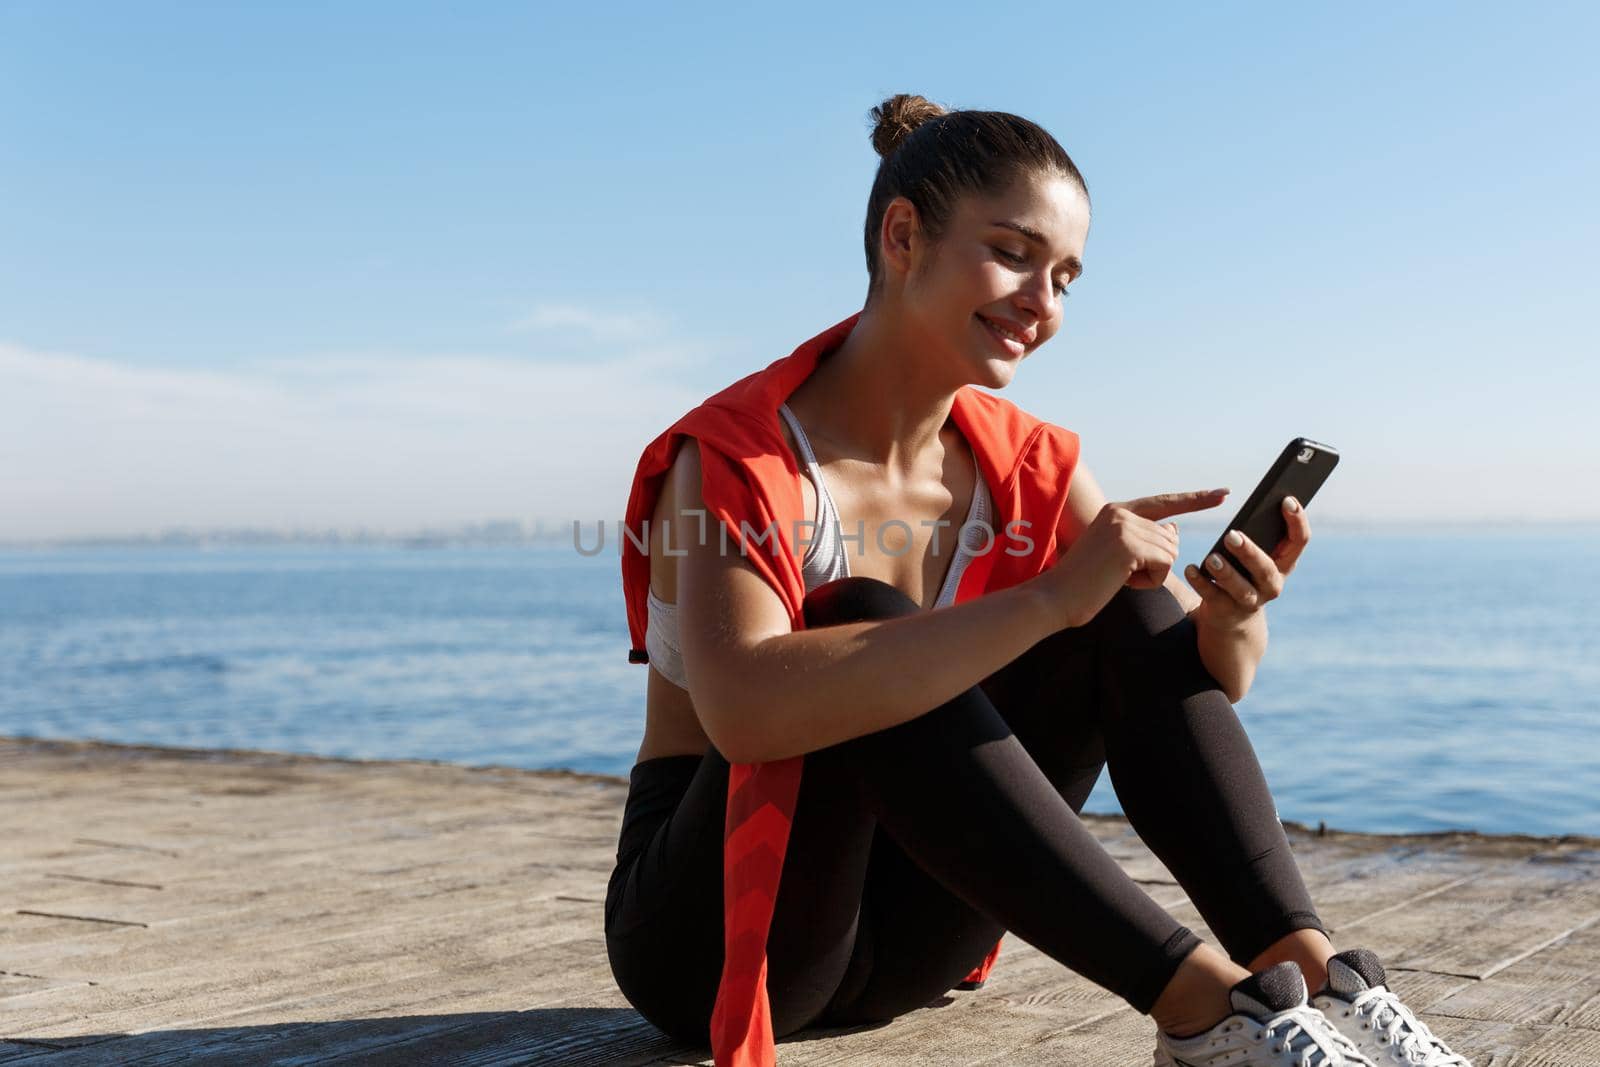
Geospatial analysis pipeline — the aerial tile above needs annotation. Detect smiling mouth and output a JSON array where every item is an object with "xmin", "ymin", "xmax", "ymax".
[{"xmin": 977, "ymin": 315, "xmax": 1029, "ymax": 356}]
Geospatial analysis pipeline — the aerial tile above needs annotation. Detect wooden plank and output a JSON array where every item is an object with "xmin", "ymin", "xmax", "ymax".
[
  {"xmin": 1, "ymin": 898, "xmax": 599, "ymax": 1037},
  {"xmin": 1, "ymin": 736, "xmax": 1593, "ymax": 1064},
  {"xmin": 46, "ymin": 948, "xmax": 634, "ymax": 1066},
  {"xmin": 1426, "ymin": 915, "xmax": 1600, "ymax": 1027}
]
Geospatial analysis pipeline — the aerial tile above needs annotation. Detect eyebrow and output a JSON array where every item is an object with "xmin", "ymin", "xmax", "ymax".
[{"xmin": 991, "ymin": 220, "xmax": 1084, "ymax": 280}]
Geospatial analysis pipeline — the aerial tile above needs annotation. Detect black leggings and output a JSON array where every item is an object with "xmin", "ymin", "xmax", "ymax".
[{"xmin": 604, "ymin": 577, "xmax": 1326, "ymax": 1045}]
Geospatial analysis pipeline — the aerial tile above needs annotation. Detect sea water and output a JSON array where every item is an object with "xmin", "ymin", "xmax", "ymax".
[{"xmin": 1, "ymin": 530, "xmax": 1595, "ymax": 837}]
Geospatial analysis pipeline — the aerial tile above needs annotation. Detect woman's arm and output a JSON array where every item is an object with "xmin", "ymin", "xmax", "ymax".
[
  {"xmin": 1179, "ymin": 497, "xmax": 1315, "ymax": 703},
  {"xmin": 1191, "ymin": 602, "xmax": 1268, "ymax": 704},
  {"xmin": 1064, "ymin": 458, "xmax": 1268, "ymax": 702},
  {"xmin": 668, "ymin": 440, "xmax": 1060, "ymax": 765},
  {"xmin": 671, "ymin": 442, "xmax": 1222, "ymax": 764}
]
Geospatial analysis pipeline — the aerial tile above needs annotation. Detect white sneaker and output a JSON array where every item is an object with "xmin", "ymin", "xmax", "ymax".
[
  {"xmin": 1310, "ymin": 948, "xmax": 1473, "ymax": 1066},
  {"xmin": 1153, "ymin": 960, "xmax": 1378, "ymax": 1066}
]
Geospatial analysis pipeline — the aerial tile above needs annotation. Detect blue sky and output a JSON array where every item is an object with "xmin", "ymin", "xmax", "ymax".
[{"xmin": 2, "ymin": 2, "xmax": 1596, "ymax": 540}]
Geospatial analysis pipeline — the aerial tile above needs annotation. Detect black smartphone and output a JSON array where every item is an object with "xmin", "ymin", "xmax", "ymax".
[{"xmin": 1204, "ymin": 438, "xmax": 1339, "ymax": 588}]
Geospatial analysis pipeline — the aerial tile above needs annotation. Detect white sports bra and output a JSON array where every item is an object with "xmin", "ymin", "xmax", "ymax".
[{"xmin": 644, "ymin": 402, "xmax": 991, "ymax": 691}]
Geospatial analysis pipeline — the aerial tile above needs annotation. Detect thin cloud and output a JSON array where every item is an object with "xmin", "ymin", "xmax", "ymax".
[
  {"xmin": 509, "ymin": 303, "xmax": 668, "ymax": 344},
  {"xmin": 0, "ymin": 321, "xmax": 710, "ymax": 541}
]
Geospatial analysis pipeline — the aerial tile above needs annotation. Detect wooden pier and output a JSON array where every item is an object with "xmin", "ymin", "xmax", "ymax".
[{"xmin": 2, "ymin": 737, "xmax": 1596, "ymax": 1064}]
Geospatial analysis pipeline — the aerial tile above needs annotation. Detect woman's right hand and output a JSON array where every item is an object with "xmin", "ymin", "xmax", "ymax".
[{"xmin": 1039, "ymin": 489, "xmax": 1229, "ymax": 628}]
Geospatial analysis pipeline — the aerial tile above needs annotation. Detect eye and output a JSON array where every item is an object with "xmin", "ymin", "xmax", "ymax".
[{"xmin": 995, "ymin": 246, "xmax": 1069, "ymax": 301}]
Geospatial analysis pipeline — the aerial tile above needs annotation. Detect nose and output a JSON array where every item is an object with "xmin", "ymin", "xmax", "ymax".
[{"xmin": 1012, "ymin": 268, "xmax": 1057, "ymax": 325}]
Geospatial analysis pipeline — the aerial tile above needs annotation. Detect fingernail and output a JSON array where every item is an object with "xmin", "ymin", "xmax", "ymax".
[
  {"xmin": 1285, "ymin": 496, "xmax": 1299, "ymax": 512},
  {"xmin": 1207, "ymin": 553, "xmax": 1224, "ymax": 571},
  {"xmin": 1225, "ymin": 530, "xmax": 1243, "ymax": 548}
]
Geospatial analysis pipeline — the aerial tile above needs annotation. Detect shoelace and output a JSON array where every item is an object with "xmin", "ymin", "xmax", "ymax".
[
  {"xmin": 1340, "ymin": 987, "xmax": 1470, "ymax": 1065},
  {"xmin": 1257, "ymin": 1005, "xmax": 1351, "ymax": 1066},
  {"xmin": 1304, "ymin": 1010, "xmax": 1377, "ymax": 1064}
]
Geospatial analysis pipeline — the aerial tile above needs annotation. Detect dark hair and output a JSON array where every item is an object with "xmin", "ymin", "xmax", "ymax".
[{"xmin": 863, "ymin": 93, "xmax": 1089, "ymax": 296}]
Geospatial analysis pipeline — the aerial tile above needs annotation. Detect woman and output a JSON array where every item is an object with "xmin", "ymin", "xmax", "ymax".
[{"xmin": 607, "ymin": 94, "xmax": 1471, "ymax": 1067}]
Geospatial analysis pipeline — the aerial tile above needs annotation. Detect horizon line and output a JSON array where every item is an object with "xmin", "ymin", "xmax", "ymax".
[{"xmin": 4, "ymin": 513, "xmax": 1600, "ymax": 551}]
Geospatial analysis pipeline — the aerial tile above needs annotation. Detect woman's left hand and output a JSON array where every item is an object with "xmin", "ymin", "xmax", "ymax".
[{"xmin": 1182, "ymin": 496, "xmax": 1310, "ymax": 627}]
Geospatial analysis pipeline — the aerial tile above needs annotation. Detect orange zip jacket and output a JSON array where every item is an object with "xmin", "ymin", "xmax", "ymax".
[{"xmin": 619, "ymin": 311, "xmax": 1082, "ymax": 1066}]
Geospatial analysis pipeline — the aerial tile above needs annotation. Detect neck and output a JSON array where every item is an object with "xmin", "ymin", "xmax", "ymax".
[{"xmin": 789, "ymin": 303, "xmax": 962, "ymax": 482}]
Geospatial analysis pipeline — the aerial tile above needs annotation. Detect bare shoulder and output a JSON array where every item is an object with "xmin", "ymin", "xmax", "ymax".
[
  {"xmin": 667, "ymin": 435, "xmax": 703, "ymax": 504},
  {"xmin": 647, "ymin": 439, "xmax": 703, "ymax": 603},
  {"xmin": 649, "ymin": 435, "xmax": 793, "ymax": 652}
]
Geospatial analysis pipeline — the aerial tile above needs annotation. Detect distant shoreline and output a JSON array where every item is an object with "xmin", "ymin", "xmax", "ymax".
[
  {"xmin": 7, "ymin": 732, "xmax": 1598, "ymax": 849},
  {"xmin": 4, "ymin": 517, "xmax": 1600, "ymax": 552}
]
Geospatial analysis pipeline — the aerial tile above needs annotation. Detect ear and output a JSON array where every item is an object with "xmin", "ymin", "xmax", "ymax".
[{"xmin": 879, "ymin": 196, "xmax": 924, "ymax": 282}]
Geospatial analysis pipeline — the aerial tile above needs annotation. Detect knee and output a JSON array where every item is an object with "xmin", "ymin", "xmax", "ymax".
[
  {"xmin": 1090, "ymin": 586, "xmax": 1224, "ymax": 705},
  {"xmin": 803, "ymin": 576, "xmax": 918, "ymax": 628},
  {"xmin": 1091, "ymin": 584, "xmax": 1190, "ymax": 645}
]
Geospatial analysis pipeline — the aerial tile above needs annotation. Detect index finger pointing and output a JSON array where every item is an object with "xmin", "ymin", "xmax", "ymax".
[{"xmin": 1123, "ymin": 488, "xmax": 1230, "ymax": 521}]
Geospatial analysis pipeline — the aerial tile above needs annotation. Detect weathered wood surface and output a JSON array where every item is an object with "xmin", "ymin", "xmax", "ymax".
[{"xmin": 1, "ymin": 736, "xmax": 1596, "ymax": 1065}]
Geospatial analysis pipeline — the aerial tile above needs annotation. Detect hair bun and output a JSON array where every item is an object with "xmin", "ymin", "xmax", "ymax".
[{"xmin": 869, "ymin": 93, "xmax": 948, "ymax": 159}]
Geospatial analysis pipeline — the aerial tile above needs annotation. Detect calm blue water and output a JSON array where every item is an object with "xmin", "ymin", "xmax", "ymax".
[{"xmin": 1, "ymin": 532, "xmax": 1596, "ymax": 837}]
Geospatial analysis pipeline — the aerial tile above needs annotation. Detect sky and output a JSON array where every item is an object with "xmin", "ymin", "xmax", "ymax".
[{"xmin": 2, "ymin": 1, "xmax": 1597, "ymax": 541}]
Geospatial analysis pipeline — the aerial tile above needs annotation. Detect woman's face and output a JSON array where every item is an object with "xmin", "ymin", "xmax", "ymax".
[{"xmin": 893, "ymin": 170, "xmax": 1090, "ymax": 389}]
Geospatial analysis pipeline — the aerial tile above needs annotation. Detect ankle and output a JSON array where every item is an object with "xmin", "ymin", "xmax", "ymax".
[
  {"xmin": 1248, "ymin": 928, "xmax": 1335, "ymax": 994},
  {"xmin": 1151, "ymin": 943, "xmax": 1249, "ymax": 1038}
]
